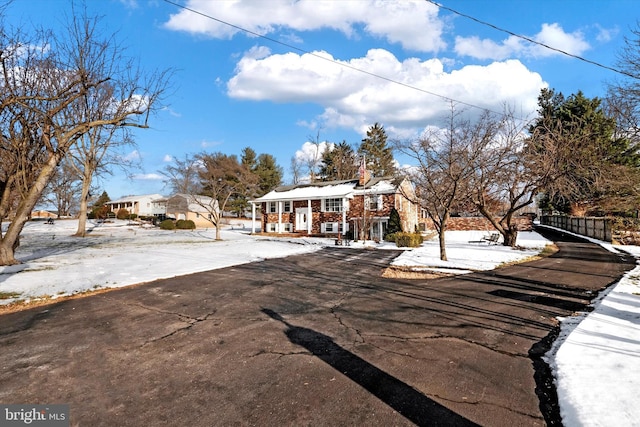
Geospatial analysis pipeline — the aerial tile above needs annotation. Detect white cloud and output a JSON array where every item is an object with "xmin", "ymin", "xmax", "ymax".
[
  {"xmin": 162, "ymin": 154, "xmax": 174, "ymax": 162},
  {"xmin": 200, "ymin": 139, "xmax": 222, "ymax": 149},
  {"xmin": 595, "ymin": 25, "xmax": 618, "ymax": 43},
  {"xmin": 455, "ymin": 23, "xmax": 590, "ymax": 60},
  {"xmin": 124, "ymin": 150, "xmax": 141, "ymax": 161},
  {"xmin": 531, "ymin": 23, "xmax": 590, "ymax": 57},
  {"xmin": 133, "ymin": 173, "xmax": 163, "ymax": 181},
  {"xmin": 228, "ymin": 48, "xmax": 545, "ymax": 135},
  {"xmin": 294, "ymin": 141, "xmax": 333, "ymax": 165},
  {"xmin": 164, "ymin": 0, "xmax": 445, "ymax": 52}
]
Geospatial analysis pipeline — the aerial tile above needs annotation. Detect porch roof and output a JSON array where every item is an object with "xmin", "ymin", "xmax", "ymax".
[{"xmin": 252, "ymin": 181, "xmax": 357, "ymax": 203}]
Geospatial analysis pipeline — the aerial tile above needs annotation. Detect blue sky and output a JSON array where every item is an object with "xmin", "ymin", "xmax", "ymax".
[{"xmin": 6, "ymin": 0, "xmax": 639, "ymax": 199}]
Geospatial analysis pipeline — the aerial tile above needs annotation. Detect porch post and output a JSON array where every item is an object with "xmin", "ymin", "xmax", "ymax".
[
  {"xmin": 251, "ymin": 202, "xmax": 256, "ymax": 234},
  {"xmin": 342, "ymin": 197, "xmax": 347, "ymax": 236},
  {"xmin": 307, "ymin": 199, "xmax": 312, "ymax": 234},
  {"xmin": 278, "ymin": 201, "xmax": 282, "ymax": 233}
]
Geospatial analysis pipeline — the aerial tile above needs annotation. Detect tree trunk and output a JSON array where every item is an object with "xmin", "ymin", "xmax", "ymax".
[
  {"xmin": 435, "ymin": 210, "xmax": 450, "ymax": 261},
  {"xmin": 0, "ymin": 233, "xmax": 21, "ymax": 265},
  {"xmin": 215, "ymin": 224, "xmax": 221, "ymax": 240},
  {"xmin": 0, "ymin": 154, "xmax": 62, "ymax": 265},
  {"xmin": 74, "ymin": 170, "xmax": 93, "ymax": 237},
  {"xmin": 438, "ymin": 226, "xmax": 447, "ymax": 261},
  {"xmin": 502, "ymin": 226, "xmax": 518, "ymax": 247}
]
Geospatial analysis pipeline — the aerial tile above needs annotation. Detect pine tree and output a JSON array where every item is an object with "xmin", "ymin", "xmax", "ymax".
[
  {"xmin": 255, "ymin": 153, "xmax": 283, "ymax": 195},
  {"xmin": 93, "ymin": 191, "xmax": 110, "ymax": 208},
  {"xmin": 359, "ymin": 123, "xmax": 396, "ymax": 177},
  {"xmin": 319, "ymin": 141, "xmax": 358, "ymax": 181},
  {"xmin": 528, "ymin": 89, "xmax": 640, "ymax": 214},
  {"xmin": 387, "ymin": 207, "xmax": 402, "ymax": 235}
]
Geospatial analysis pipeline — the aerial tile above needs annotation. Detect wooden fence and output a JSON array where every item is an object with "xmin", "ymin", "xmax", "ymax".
[{"xmin": 540, "ymin": 215, "xmax": 612, "ymax": 242}]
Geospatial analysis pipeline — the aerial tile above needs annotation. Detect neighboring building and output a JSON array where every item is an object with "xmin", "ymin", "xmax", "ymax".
[
  {"xmin": 250, "ymin": 175, "xmax": 419, "ymax": 240},
  {"xmin": 31, "ymin": 210, "xmax": 58, "ymax": 219},
  {"xmin": 165, "ymin": 194, "xmax": 219, "ymax": 229},
  {"xmin": 106, "ymin": 193, "xmax": 165, "ymax": 218}
]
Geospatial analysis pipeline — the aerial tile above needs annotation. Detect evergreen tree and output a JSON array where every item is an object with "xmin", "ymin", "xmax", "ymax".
[
  {"xmin": 359, "ymin": 123, "xmax": 396, "ymax": 177},
  {"xmin": 93, "ymin": 191, "xmax": 110, "ymax": 208},
  {"xmin": 387, "ymin": 207, "xmax": 402, "ymax": 235},
  {"xmin": 528, "ymin": 89, "xmax": 640, "ymax": 214},
  {"xmin": 255, "ymin": 153, "xmax": 283, "ymax": 195},
  {"xmin": 319, "ymin": 141, "xmax": 358, "ymax": 181},
  {"xmin": 241, "ymin": 147, "xmax": 258, "ymax": 170}
]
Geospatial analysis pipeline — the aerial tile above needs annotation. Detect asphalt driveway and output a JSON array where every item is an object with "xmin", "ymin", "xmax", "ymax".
[{"xmin": 0, "ymin": 228, "xmax": 635, "ymax": 426}]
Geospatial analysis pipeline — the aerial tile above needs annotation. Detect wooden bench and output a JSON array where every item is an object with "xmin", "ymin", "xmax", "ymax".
[{"xmin": 469, "ymin": 232, "xmax": 500, "ymax": 245}]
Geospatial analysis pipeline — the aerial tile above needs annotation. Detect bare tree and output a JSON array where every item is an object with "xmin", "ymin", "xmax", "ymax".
[
  {"xmin": 467, "ymin": 109, "xmax": 545, "ymax": 247},
  {"xmin": 67, "ymin": 82, "xmax": 142, "ymax": 237},
  {"xmin": 196, "ymin": 152, "xmax": 258, "ymax": 240},
  {"xmin": 397, "ymin": 106, "xmax": 497, "ymax": 260},
  {"xmin": 40, "ymin": 158, "xmax": 82, "ymax": 217},
  {"xmin": 290, "ymin": 155, "xmax": 302, "ymax": 184},
  {"xmin": 161, "ymin": 154, "xmax": 203, "ymax": 195},
  {"xmin": 0, "ymin": 12, "xmax": 170, "ymax": 265}
]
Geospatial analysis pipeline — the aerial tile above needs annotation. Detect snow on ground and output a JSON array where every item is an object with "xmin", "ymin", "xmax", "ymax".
[
  {"xmin": 0, "ymin": 219, "xmax": 638, "ymax": 426},
  {"xmin": 0, "ymin": 219, "xmax": 324, "ymax": 301},
  {"xmin": 540, "ymin": 227, "xmax": 640, "ymax": 427},
  {"xmin": 391, "ymin": 230, "xmax": 549, "ymax": 274}
]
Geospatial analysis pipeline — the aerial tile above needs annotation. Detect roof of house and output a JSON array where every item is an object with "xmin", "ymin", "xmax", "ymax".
[
  {"xmin": 252, "ymin": 177, "xmax": 407, "ymax": 203},
  {"xmin": 107, "ymin": 193, "xmax": 164, "ymax": 204},
  {"xmin": 167, "ymin": 193, "xmax": 218, "ymax": 213}
]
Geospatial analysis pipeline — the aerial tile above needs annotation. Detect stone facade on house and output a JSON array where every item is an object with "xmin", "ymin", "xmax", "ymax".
[{"xmin": 420, "ymin": 216, "xmax": 534, "ymax": 232}]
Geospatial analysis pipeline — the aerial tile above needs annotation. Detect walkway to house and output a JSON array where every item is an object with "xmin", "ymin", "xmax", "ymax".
[{"xmin": 0, "ymin": 228, "xmax": 634, "ymax": 426}]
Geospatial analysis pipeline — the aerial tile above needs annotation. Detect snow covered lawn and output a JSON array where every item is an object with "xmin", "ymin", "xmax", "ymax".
[{"xmin": 0, "ymin": 219, "xmax": 638, "ymax": 426}]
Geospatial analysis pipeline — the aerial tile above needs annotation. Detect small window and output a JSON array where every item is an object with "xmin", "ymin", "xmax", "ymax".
[
  {"xmin": 367, "ymin": 195, "xmax": 383, "ymax": 210},
  {"xmin": 324, "ymin": 198, "xmax": 342, "ymax": 212},
  {"xmin": 283, "ymin": 223, "xmax": 292, "ymax": 232},
  {"xmin": 268, "ymin": 223, "xmax": 277, "ymax": 232},
  {"xmin": 283, "ymin": 201, "xmax": 291, "ymax": 212},
  {"xmin": 325, "ymin": 223, "xmax": 334, "ymax": 232},
  {"xmin": 268, "ymin": 202, "xmax": 277, "ymax": 213}
]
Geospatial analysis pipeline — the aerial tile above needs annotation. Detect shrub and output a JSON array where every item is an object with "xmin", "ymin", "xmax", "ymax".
[
  {"xmin": 89, "ymin": 205, "xmax": 109, "ymax": 219},
  {"xmin": 159, "ymin": 219, "xmax": 176, "ymax": 230},
  {"xmin": 395, "ymin": 232, "xmax": 424, "ymax": 248},
  {"xmin": 384, "ymin": 232, "xmax": 397, "ymax": 243},
  {"xmin": 176, "ymin": 219, "xmax": 196, "ymax": 230},
  {"xmin": 116, "ymin": 208, "xmax": 130, "ymax": 220},
  {"xmin": 129, "ymin": 213, "xmax": 138, "ymax": 220}
]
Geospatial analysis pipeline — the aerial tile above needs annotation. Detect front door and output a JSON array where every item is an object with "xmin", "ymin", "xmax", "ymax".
[{"xmin": 295, "ymin": 208, "xmax": 309, "ymax": 232}]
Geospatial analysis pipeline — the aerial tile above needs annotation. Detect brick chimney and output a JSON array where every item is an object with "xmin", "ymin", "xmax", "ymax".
[{"xmin": 358, "ymin": 157, "xmax": 371, "ymax": 186}]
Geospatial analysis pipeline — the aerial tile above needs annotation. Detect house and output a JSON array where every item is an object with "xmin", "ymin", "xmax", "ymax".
[
  {"xmin": 250, "ymin": 175, "xmax": 419, "ymax": 241},
  {"xmin": 165, "ymin": 194, "xmax": 219, "ymax": 229},
  {"xmin": 31, "ymin": 209, "xmax": 58, "ymax": 219},
  {"xmin": 106, "ymin": 193, "xmax": 165, "ymax": 218}
]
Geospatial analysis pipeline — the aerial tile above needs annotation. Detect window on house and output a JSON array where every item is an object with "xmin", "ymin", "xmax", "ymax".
[
  {"xmin": 268, "ymin": 202, "xmax": 277, "ymax": 213},
  {"xmin": 324, "ymin": 198, "xmax": 342, "ymax": 212},
  {"xmin": 283, "ymin": 201, "xmax": 291, "ymax": 212},
  {"xmin": 367, "ymin": 195, "xmax": 381, "ymax": 210},
  {"xmin": 268, "ymin": 223, "xmax": 277, "ymax": 232},
  {"xmin": 283, "ymin": 223, "xmax": 292, "ymax": 232}
]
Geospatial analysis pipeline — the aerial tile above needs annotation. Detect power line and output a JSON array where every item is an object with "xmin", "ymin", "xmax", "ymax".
[
  {"xmin": 424, "ymin": 0, "xmax": 637, "ymax": 80},
  {"xmin": 161, "ymin": 0, "xmax": 510, "ymax": 118}
]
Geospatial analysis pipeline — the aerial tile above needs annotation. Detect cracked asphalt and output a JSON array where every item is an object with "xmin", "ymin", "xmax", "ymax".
[{"xmin": 0, "ymin": 227, "xmax": 635, "ymax": 426}]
